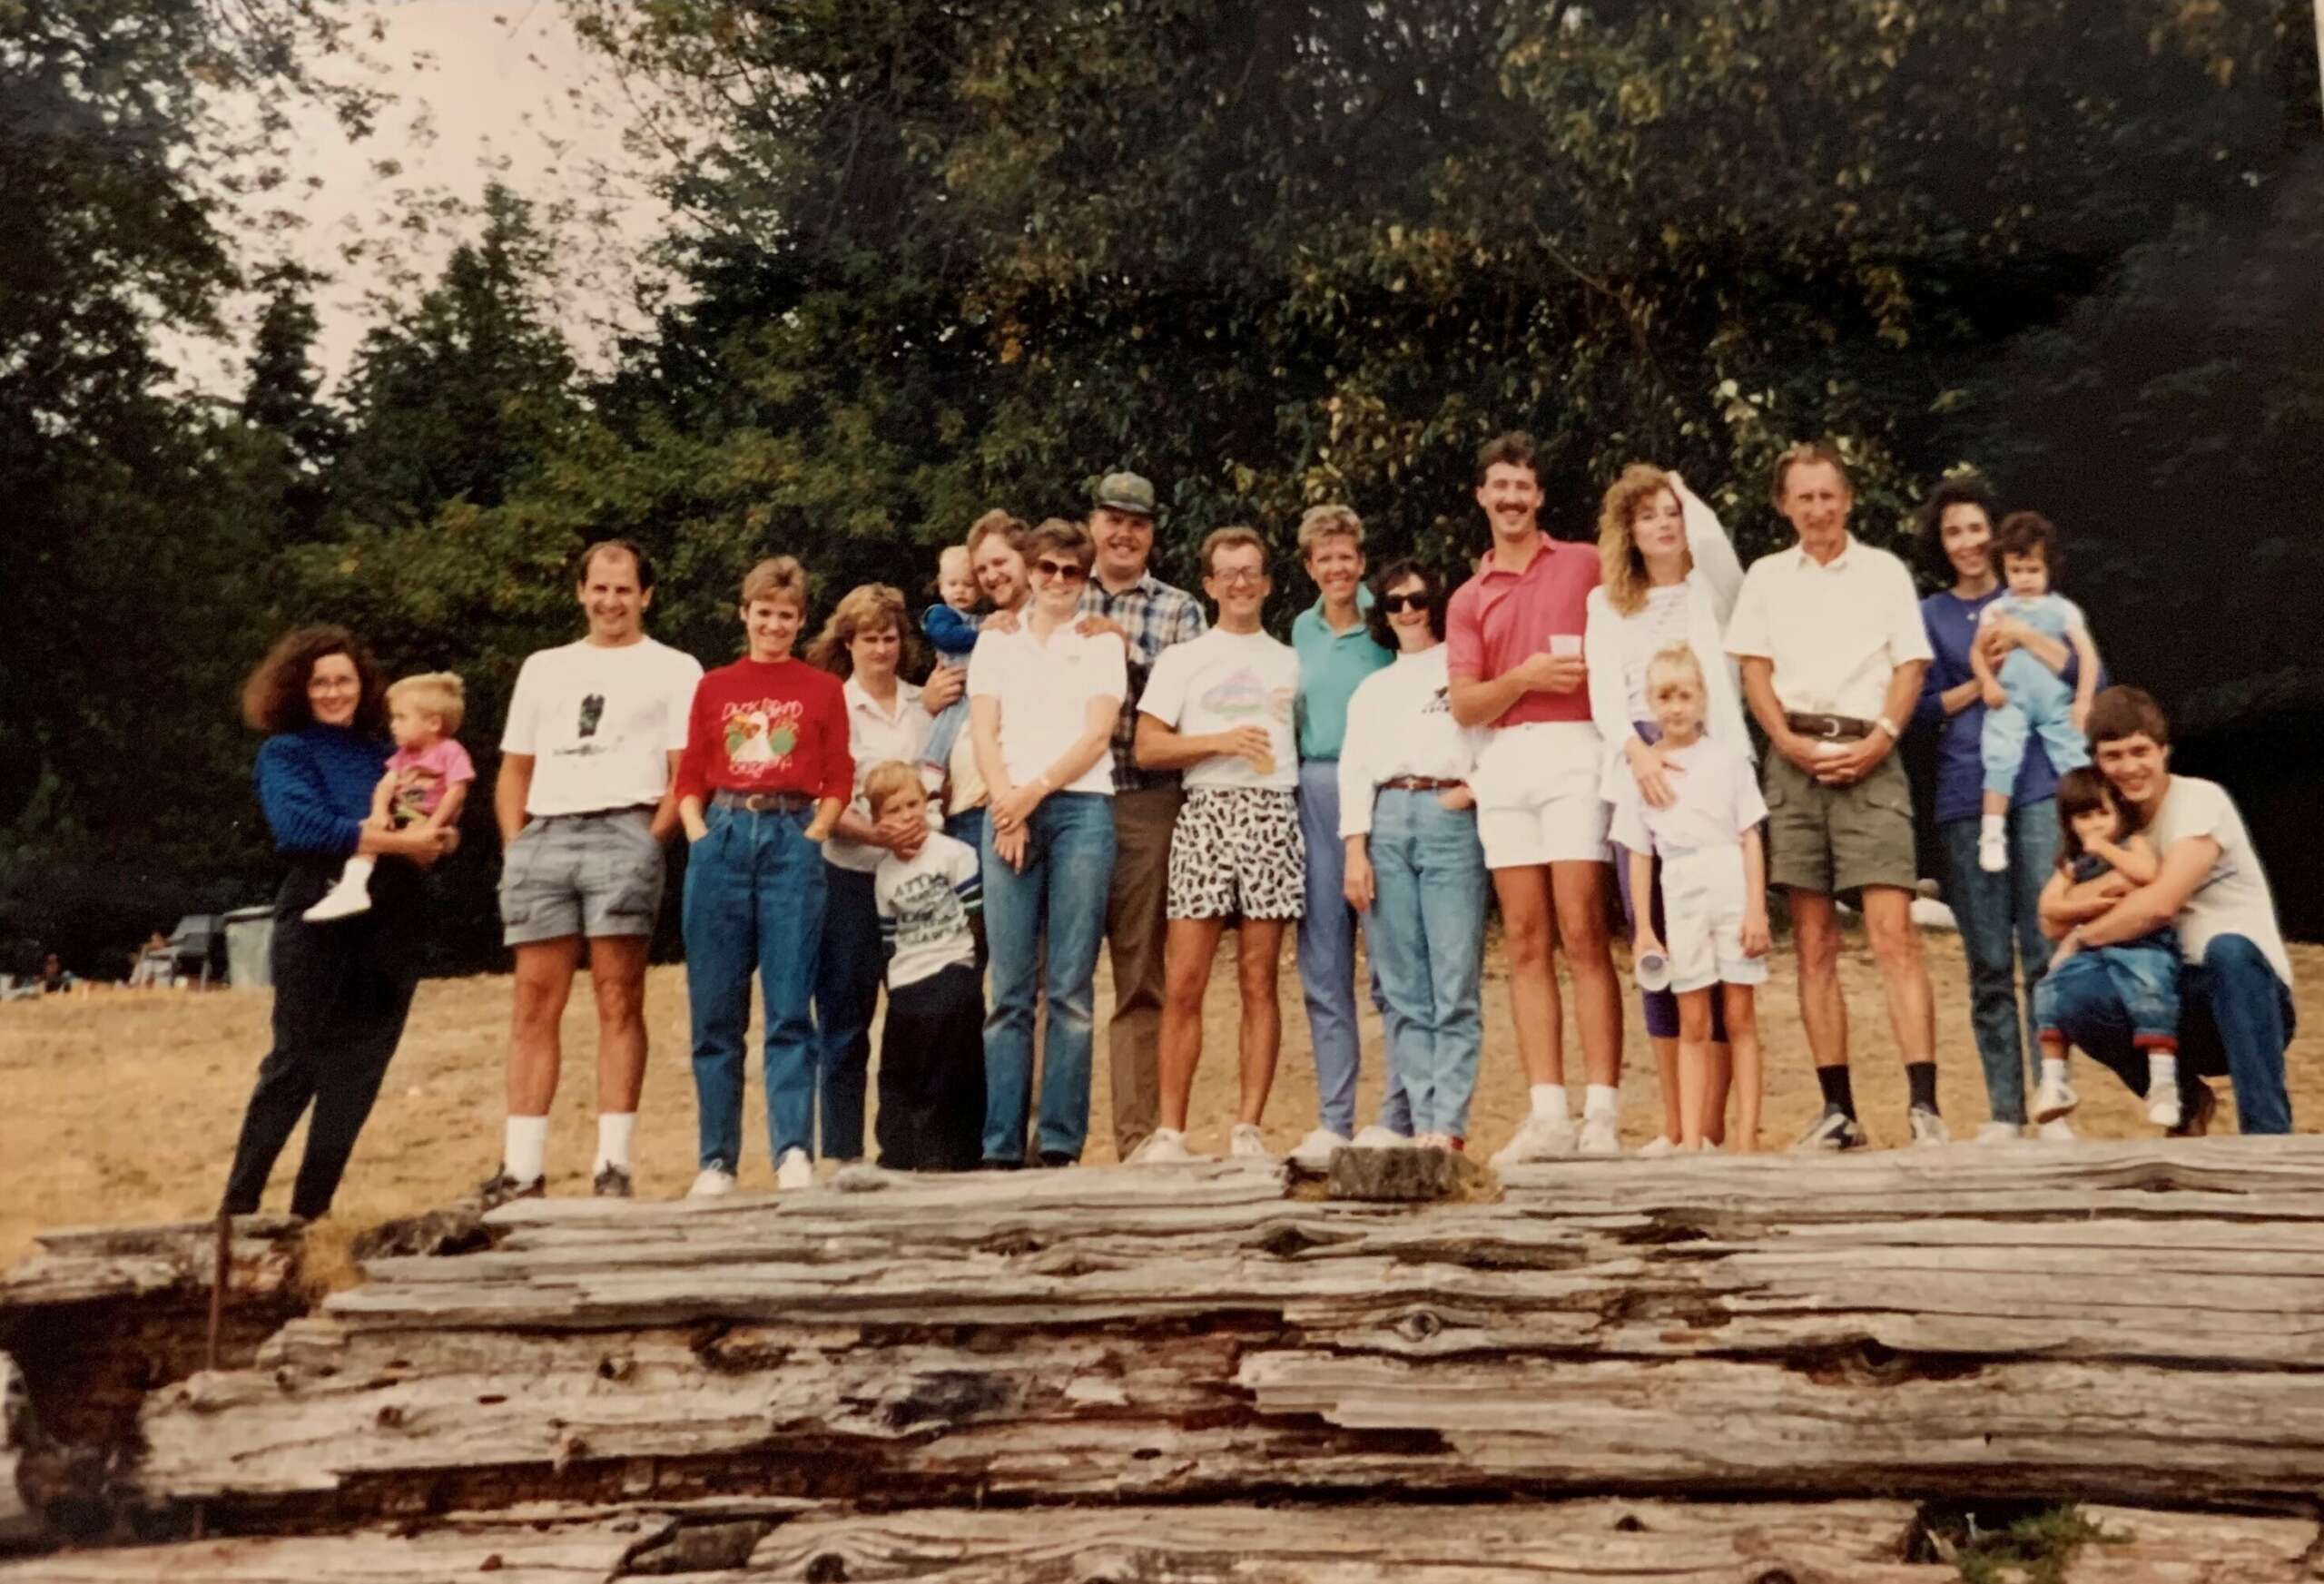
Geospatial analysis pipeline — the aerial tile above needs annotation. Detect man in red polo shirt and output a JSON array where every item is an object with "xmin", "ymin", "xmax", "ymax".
[{"xmin": 1446, "ymin": 431, "xmax": 1624, "ymax": 1163}]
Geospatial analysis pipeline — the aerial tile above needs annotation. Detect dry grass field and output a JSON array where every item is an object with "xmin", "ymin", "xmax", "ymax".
[{"xmin": 4, "ymin": 930, "xmax": 2319, "ymax": 1272}]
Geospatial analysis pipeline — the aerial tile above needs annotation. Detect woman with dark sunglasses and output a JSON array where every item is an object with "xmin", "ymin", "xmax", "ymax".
[
  {"xmin": 965, "ymin": 517, "xmax": 1128, "ymax": 1166},
  {"xmin": 1335, "ymin": 561, "xmax": 1490, "ymax": 1151}
]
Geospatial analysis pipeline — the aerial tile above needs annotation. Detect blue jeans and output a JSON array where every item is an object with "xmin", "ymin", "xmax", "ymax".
[
  {"xmin": 812, "ymin": 864, "xmax": 882, "ymax": 1160},
  {"xmin": 1297, "ymin": 761, "xmax": 1406, "ymax": 1136},
  {"xmin": 1938, "ymin": 801, "xmax": 2060, "ymax": 1125},
  {"xmin": 1360, "ymin": 788, "xmax": 1489, "ymax": 1137},
  {"xmin": 684, "ymin": 804, "xmax": 827, "ymax": 1168},
  {"xmin": 946, "ymin": 805, "xmax": 987, "ymax": 854},
  {"xmin": 2035, "ymin": 932, "xmax": 2181, "ymax": 1048},
  {"xmin": 981, "ymin": 792, "xmax": 1117, "ymax": 1162},
  {"xmin": 2041, "ymin": 933, "xmax": 2296, "ymax": 1135}
]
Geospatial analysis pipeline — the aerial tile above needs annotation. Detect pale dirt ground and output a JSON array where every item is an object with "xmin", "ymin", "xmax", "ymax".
[{"xmin": 4, "ymin": 930, "xmax": 2319, "ymax": 1270}]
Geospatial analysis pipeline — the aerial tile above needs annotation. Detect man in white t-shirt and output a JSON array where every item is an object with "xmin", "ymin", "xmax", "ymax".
[
  {"xmin": 480, "ymin": 539, "xmax": 704, "ymax": 1205},
  {"xmin": 1126, "ymin": 527, "xmax": 1304, "ymax": 1166},
  {"xmin": 2041, "ymin": 686, "xmax": 2296, "ymax": 1135}
]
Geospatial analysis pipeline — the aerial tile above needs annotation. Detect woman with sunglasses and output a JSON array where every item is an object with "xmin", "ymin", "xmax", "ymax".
[
  {"xmin": 1336, "ymin": 562, "xmax": 1490, "ymax": 1151},
  {"xmin": 965, "ymin": 517, "xmax": 1128, "ymax": 1166}
]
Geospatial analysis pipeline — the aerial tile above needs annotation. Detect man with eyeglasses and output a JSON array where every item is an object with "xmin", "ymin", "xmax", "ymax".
[
  {"xmin": 1078, "ymin": 471, "xmax": 1208, "ymax": 1160},
  {"xmin": 1126, "ymin": 527, "xmax": 1304, "ymax": 1165}
]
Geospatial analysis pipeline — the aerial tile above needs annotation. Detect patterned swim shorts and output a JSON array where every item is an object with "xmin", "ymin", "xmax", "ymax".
[{"xmin": 1167, "ymin": 787, "xmax": 1305, "ymax": 921}]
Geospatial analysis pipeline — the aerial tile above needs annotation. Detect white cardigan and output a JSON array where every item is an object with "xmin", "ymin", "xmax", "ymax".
[{"xmin": 1583, "ymin": 477, "xmax": 1753, "ymax": 805}]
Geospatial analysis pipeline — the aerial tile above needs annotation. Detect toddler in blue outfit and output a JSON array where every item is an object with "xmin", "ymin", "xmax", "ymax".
[
  {"xmin": 920, "ymin": 544, "xmax": 982, "ymax": 789},
  {"xmin": 1970, "ymin": 512, "xmax": 2101, "ymax": 872}
]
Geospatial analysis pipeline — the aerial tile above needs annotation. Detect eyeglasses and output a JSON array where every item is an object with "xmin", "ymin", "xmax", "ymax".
[
  {"xmin": 1380, "ymin": 592, "xmax": 1428, "ymax": 615},
  {"xmin": 1209, "ymin": 567, "xmax": 1267, "ymax": 587},
  {"xmin": 1034, "ymin": 559, "xmax": 1089, "ymax": 584}
]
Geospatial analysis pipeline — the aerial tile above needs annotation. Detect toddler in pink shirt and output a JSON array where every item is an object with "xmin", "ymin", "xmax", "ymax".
[{"xmin": 305, "ymin": 672, "xmax": 475, "ymax": 921}]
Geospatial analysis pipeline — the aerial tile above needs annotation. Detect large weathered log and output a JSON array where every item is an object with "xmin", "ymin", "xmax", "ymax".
[{"xmin": 0, "ymin": 1516, "xmax": 663, "ymax": 1581}]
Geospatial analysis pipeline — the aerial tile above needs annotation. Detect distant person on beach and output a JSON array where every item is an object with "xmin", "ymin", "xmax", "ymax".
[
  {"xmin": 304, "ymin": 673, "xmax": 474, "ymax": 922},
  {"xmin": 221, "ymin": 625, "xmax": 456, "ymax": 1223},
  {"xmin": 481, "ymin": 540, "xmax": 703, "ymax": 1207}
]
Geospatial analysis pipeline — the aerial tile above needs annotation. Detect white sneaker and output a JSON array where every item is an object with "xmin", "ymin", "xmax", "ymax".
[
  {"xmin": 2034, "ymin": 1117, "xmax": 2077, "ymax": 1142},
  {"xmin": 688, "ymin": 1166, "xmax": 737, "ymax": 1198},
  {"xmin": 1636, "ymin": 1135, "xmax": 1676, "ymax": 1159},
  {"xmin": 1907, "ymin": 1105, "xmax": 1951, "ymax": 1146},
  {"xmin": 1576, "ymin": 1113, "xmax": 1621, "ymax": 1156},
  {"xmin": 1229, "ymin": 1122, "xmax": 1273, "ymax": 1160},
  {"xmin": 1128, "ymin": 1128, "xmax": 1196, "ymax": 1166},
  {"xmin": 1489, "ymin": 1110, "xmax": 1575, "ymax": 1167},
  {"xmin": 775, "ymin": 1147, "xmax": 814, "ymax": 1191},
  {"xmin": 2032, "ymin": 1073, "xmax": 2079, "ymax": 1123},
  {"xmin": 1349, "ymin": 1124, "xmax": 1412, "ymax": 1149},
  {"xmin": 301, "ymin": 881, "xmax": 372, "ymax": 922},
  {"xmin": 2147, "ymin": 1087, "xmax": 2184, "ymax": 1129},
  {"xmin": 1972, "ymin": 1121, "xmax": 2023, "ymax": 1146},
  {"xmin": 1289, "ymin": 1127, "xmax": 1349, "ymax": 1169},
  {"xmin": 1977, "ymin": 830, "xmax": 2008, "ymax": 873}
]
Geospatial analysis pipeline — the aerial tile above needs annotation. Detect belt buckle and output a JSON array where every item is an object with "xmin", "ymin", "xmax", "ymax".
[
  {"xmin": 1817, "ymin": 715, "xmax": 1843, "ymax": 740},
  {"xmin": 743, "ymin": 793, "xmax": 773, "ymax": 813}
]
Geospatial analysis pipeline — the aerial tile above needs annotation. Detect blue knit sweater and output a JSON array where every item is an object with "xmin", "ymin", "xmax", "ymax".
[{"xmin": 254, "ymin": 725, "xmax": 391, "ymax": 857}]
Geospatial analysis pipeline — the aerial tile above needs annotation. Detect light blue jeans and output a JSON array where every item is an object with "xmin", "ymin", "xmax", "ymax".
[
  {"xmin": 1938, "ymin": 802, "xmax": 2059, "ymax": 1124},
  {"xmin": 684, "ymin": 803, "xmax": 827, "ymax": 1169},
  {"xmin": 1296, "ymin": 760, "xmax": 1406, "ymax": 1137},
  {"xmin": 980, "ymin": 792, "xmax": 1117, "ymax": 1163},
  {"xmin": 1359, "ymin": 787, "xmax": 1488, "ymax": 1137}
]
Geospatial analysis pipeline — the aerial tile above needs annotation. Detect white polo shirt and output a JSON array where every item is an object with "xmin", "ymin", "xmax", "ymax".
[
  {"xmin": 965, "ymin": 622, "xmax": 1128, "ymax": 798},
  {"xmin": 824, "ymin": 676, "xmax": 931, "ymax": 875},
  {"xmin": 1725, "ymin": 535, "xmax": 1932, "ymax": 721}
]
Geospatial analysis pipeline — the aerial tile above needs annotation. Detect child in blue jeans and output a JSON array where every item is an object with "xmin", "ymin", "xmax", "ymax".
[
  {"xmin": 1970, "ymin": 512, "xmax": 2101, "ymax": 873},
  {"xmin": 2034, "ymin": 767, "xmax": 2181, "ymax": 1128}
]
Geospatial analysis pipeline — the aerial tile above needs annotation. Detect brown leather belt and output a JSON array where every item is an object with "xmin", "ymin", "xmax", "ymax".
[
  {"xmin": 1785, "ymin": 712, "xmax": 1875, "ymax": 742},
  {"xmin": 712, "ymin": 789, "xmax": 816, "ymax": 812},
  {"xmin": 1379, "ymin": 776, "xmax": 1464, "ymax": 792}
]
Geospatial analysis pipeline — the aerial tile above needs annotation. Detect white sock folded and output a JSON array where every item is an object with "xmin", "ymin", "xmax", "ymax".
[
  {"xmin": 2042, "ymin": 1057, "xmax": 2068, "ymax": 1087},
  {"xmin": 505, "ymin": 1116, "xmax": 549, "ymax": 1185},
  {"xmin": 1529, "ymin": 1083, "xmax": 1568, "ymax": 1122},
  {"xmin": 1980, "ymin": 812, "xmax": 2005, "ymax": 841},
  {"xmin": 1583, "ymin": 1083, "xmax": 1620, "ymax": 1120},
  {"xmin": 595, "ymin": 1112, "xmax": 636, "ymax": 1173},
  {"xmin": 2145, "ymin": 1051, "xmax": 2179, "ymax": 1096}
]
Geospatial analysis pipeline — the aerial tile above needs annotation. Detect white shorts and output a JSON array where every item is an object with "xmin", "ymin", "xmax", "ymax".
[
  {"xmin": 1661, "ymin": 845, "xmax": 1768, "ymax": 994},
  {"xmin": 1470, "ymin": 721, "xmax": 1609, "ymax": 871}
]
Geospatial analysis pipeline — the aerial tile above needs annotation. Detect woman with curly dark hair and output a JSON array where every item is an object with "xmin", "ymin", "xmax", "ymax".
[{"xmin": 220, "ymin": 625, "xmax": 458, "ymax": 1221}]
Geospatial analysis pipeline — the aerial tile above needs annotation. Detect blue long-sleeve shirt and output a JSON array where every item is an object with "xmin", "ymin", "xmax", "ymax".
[
  {"xmin": 254, "ymin": 725, "xmax": 391, "ymax": 857},
  {"xmin": 1914, "ymin": 588, "xmax": 2096, "ymax": 826},
  {"xmin": 923, "ymin": 603, "xmax": 981, "ymax": 662}
]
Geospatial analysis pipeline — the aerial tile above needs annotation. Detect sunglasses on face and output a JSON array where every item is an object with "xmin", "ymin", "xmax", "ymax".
[
  {"xmin": 1380, "ymin": 592, "xmax": 1429, "ymax": 615},
  {"xmin": 1034, "ymin": 559, "xmax": 1089, "ymax": 584}
]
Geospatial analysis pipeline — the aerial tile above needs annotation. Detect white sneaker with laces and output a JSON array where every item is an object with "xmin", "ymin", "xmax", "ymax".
[
  {"xmin": 2034, "ymin": 1117, "xmax": 2077, "ymax": 1142},
  {"xmin": 1349, "ymin": 1124, "xmax": 1411, "ymax": 1149},
  {"xmin": 1636, "ymin": 1135, "xmax": 1676, "ymax": 1159},
  {"xmin": 301, "ymin": 880, "xmax": 372, "ymax": 922},
  {"xmin": 1576, "ymin": 1114, "xmax": 1621, "ymax": 1156},
  {"xmin": 2147, "ymin": 1087, "xmax": 2184, "ymax": 1129},
  {"xmin": 1972, "ymin": 1121, "xmax": 2023, "ymax": 1146},
  {"xmin": 1489, "ymin": 1111, "xmax": 1576, "ymax": 1167},
  {"xmin": 1289, "ymin": 1127, "xmax": 1350, "ymax": 1168},
  {"xmin": 1977, "ymin": 829, "xmax": 2008, "ymax": 873},
  {"xmin": 775, "ymin": 1147, "xmax": 814, "ymax": 1191},
  {"xmin": 1907, "ymin": 1106, "xmax": 1951, "ymax": 1146},
  {"xmin": 1229, "ymin": 1122, "xmax": 1272, "ymax": 1160},
  {"xmin": 688, "ymin": 1166, "xmax": 737, "ymax": 1199},
  {"xmin": 1128, "ymin": 1128, "xmax": 1196, "ymax": 1166},
  {"xmin": 2032, "ymin": 1073, "xmax": 2079, "ymax": 1123}
]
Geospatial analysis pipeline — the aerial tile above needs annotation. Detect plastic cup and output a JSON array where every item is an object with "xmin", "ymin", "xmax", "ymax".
[
  {"xmin": 1550, "ymin": 634, "xmax": 1582, "ymax": 658},
  {"xmin": 1634, "ymin": 948, "xmax": 1671, "ymax": 993}
]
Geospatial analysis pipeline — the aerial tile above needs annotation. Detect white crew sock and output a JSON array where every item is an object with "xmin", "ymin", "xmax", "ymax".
[
  {"xmin": 2042, "ymin": 1056, "xmax": 2069, "ymax": 1087},
  {"xmin": 1980, "ymin": 812, "xmax": 2005, "ymax": 841},
  {"xmin": 1529, "ymin": 1083, "xmax": 1568, "ymax": 1122},
  {"xmin": 596, "ymin": 1112, "xmax": 636, "ymax": 1173},
  {"xmin": 1583, "ymin": 1083, "xmax": 1620, "ymax": 1121},
  {"xmin": 504, "ymin": 1116, "xmax": 549, "ymax": 1185},
  {"xmin": 2145, "ymin": 1051, "xmax": 2179, "ymax": 1097},
  {"xmin": 338, "ymin": 854, "xmax": 377, "ymax": 891}
]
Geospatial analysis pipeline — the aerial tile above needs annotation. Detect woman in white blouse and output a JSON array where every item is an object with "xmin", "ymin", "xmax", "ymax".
[
  {"xmin": 1339, "ymin": 560, "xmax": 1490, "ymax": 1150},
  {"xmin": 1584, "ymin": 466, "xmax": 1751, "ymax": 1156}
]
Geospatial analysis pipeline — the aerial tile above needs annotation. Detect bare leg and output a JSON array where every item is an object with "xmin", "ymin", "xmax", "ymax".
[
  {"xmin": 1722, "ymin": 985, "xmax": 1763, "ymax": 1153},
  {"xmin": 1652, "ymin": 1037, "xmax": 1682, "ymax": 1141},
  {"xmin": 1860, "ymin": 885, "xmax": 1935, "ymax": 1067},
  {"xmin": 507, "ymin": 937, "xmax": 582, "ymax": 1116},
  {"xmin": 1492, "ymin": 865, "xmax": 1561, "ymax": 1086},
  {"xmin": 1235, "ymin": 920, "xmax": 1286, "ymax": 1126},
  {"xmin": 1675, "ymin": 989, "xmax": 1712, "ymax": 1148},
  {"xmin": 1788, "ymin": 889, "xmax": 1848, "ymax": 1074},
  {"xmin": 588, "ymin": 934, "xmax": 652, "ymax": 1114},
  {"xmin": 1157, "ymin": 916, "xmax": 1228, "ymax": 1133},
  {"xmin": 1702, "ymin": 1040, "xmax": 1732, "ymax": 1146},
  {"xmin": 1550, "ymin": 861, "xmax": 1621, "ymax": 1088}
]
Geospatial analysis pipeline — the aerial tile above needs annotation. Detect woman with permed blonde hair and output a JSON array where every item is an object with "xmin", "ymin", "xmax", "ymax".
[{"xmin": 1582, "ymin": 462, "xmax": 1752, "ymax": 1155}]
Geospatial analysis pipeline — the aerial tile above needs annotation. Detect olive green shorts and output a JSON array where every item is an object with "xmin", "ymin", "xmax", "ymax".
[{"xmin": 1761, "ymin": 751, "xmax": 1918, "ymax": 897}]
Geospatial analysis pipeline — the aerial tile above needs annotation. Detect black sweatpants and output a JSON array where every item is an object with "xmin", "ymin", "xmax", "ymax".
[
  {"xmin": 873, "ymin": 962, "xmax": 985, "ymax": 1172},
  {"xmin": 221, "ymin": 858, "xmax": 421, "ymax": 1220}
]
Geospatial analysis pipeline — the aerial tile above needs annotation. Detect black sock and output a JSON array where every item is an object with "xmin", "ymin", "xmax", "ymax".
[
  {"xmin": 1817, "ymin": 1066, "xmax": 1856, "ymax": 1116},
  {"xmin": 1906, "ymin": 1061, "xmax": 1939, "ymax": 1113}
]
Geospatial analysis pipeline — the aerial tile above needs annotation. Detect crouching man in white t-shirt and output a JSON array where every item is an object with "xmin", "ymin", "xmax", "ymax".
[
  {"xmin": 2040, "ymin": 686, "xmax": 2296, "ymax": 1135},
  {"xmin": 479, "ymin": 539, "xmax": 704, "ymax": 1205},
  {"xmin": 1127, "ymin": 527, "xmax": 1304, "ymax": 1166}
]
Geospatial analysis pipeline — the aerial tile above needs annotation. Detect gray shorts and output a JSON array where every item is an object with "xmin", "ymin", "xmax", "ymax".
[{"xmin": 499, "ymin": 806, "xmax": 665, "ymax": 946}]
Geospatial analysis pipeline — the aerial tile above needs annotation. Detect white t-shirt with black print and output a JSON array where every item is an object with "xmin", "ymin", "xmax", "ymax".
[{"xmin": 502, "ymin": 637, "xmax": 704, "ymax": 816}]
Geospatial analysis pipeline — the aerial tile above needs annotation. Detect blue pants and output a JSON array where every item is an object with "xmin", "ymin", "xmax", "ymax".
[
  {"xmin": 923, "ymin": 694, "xmax": 970, "ymax": 779},
  {"xmin": 684, "ymin": 804, "xmax": 827, "ymax": 1169},
  {"xmin": 1982, "ymin": 654, "xmax": 2088, "ymax": 799},
  {"xmin": 2038, "ymin": 933, "xmax": 2295, "ymax": 1135},
  {"xmin": 2035, "ymin": 933, "xmax": 2181, "ymax": 1049},
  {"xmin": 1360, "ymin": 787, "xmax": 1488, "ymax": 1138},
  {"xmin": 1297, "ymin": 761, "xmax": 1406, "ymax": 1137},
  {"xmin": 1939, "ymin": 802, "xmax": 2059, "ymax": 1124},
  {"xmin": 812, "ymin": 865, "xmax": 882, "ymax": 1160},
  {"xmin": 981, "ymin": 792, "xmax": 1117, "ymax": 1163}
]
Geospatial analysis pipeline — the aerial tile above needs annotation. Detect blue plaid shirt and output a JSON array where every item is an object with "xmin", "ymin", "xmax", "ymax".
[{"xmin": 1080, "ymin": 572, "xmax": 1207, "ymax": 791}]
